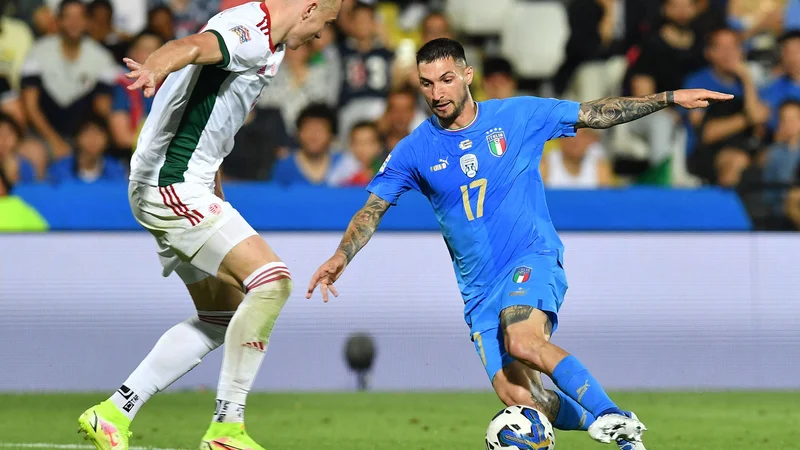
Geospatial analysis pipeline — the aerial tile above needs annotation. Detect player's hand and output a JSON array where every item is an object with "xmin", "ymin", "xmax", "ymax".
[
  {"xmin": 673, "ymin": 89, "xmax": 734, "ymax": 109},
  {"xmin": 306, "ymin": 253, "xmax": 348, "ymax": 303},
  {"xmin": 124, "ymin": 57, "xmax": 161, "ymax": 98}
]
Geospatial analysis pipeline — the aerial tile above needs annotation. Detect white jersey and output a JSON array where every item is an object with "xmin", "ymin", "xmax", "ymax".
[
  {"xmin": 546, "ymin": 143, "xmax": 604, "ymax": 188},
  {"xmin": 130, "ymin": 2, "xmax": 285, "ymax": 187}
]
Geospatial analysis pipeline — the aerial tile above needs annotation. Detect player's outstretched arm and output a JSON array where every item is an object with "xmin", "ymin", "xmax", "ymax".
[
  {"xmin": 575, "ymin": 89, "xmax": 734, "ymax": 129},
  {"xmin": 306, "ymin": 194, "xmax": 391, "ymax": 302},
  {"xmin": 124, "ymin": 32, "xmax": 224, "ymax": 98}
]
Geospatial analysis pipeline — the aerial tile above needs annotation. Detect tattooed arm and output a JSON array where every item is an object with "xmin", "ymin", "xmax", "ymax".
[
  {"xmin": 576, "ymin": 89, "xmax": 735, "ymax": 129},
  {"xmin": 335, "ymin": 194, "xmax": 391, "ymax": 263},
  {"xmin": 306, "ymin": 194, "xmax": 391, "ymax": 301},
  {"xmin": 576, "ymin": 92, "xmax": 674, "ymax": 129}
]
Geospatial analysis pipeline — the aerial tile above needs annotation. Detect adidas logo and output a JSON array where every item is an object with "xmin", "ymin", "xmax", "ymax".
[{"xmin": 242, "ymin": 341, "xmax": 265, "ymax": 352}]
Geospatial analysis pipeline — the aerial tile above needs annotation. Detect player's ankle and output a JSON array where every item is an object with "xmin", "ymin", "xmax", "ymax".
[
  {"xmin": 213, "ymin": 399, "xmax": 245, "ymax": 423},
  {"xmin": 597, "ymin": 407, "xmax": 625, "ymax": 417}
]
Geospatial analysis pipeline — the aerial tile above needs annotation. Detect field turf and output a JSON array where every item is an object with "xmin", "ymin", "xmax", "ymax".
[{"xmin": 0, "ymin": 391, "xmax": 797, "ymax": 449}]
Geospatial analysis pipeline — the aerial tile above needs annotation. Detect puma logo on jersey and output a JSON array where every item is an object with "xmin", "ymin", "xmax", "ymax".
[{"xmin": 430, "ymin": 157, "xmax": 449, "ymax": 172}]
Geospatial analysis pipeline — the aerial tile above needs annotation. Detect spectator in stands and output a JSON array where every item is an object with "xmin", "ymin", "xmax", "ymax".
[
  {"xmin": 614, "ymin": 0, "xmax": 707, "ymax": 176},
  {"xmin": 145, "ymin": 5, "xmax": 176, "ymax": 42},
  {"xmin": 0, "ymin": 112, "xmax": 37, "ymax": 184},
  {"xmin": 540, "ymin": 129, "xmax": 615, "ymax": 188},
  {"xmin": 421, "ymin": 11, "xmax": 453, "ymax": 43},
  {"xmin": 689, "ymin": 65, "xmax": 769, "ymax": 187},
  {"xmin": 482, "ymin": 57, "xmax": 518, "ymax": 100},
  {"xmin": 682, "ymin": 28, "xmax": 761, "ymax": 159},
  {"xmin": 48, "ymin": 115, "xmax": 126, "ymax": 184},
  {"xmin": 258, "ymin": 44, "xmax": 339, "ymax": 136},
  {"xmin": 337, "ymin": 2, "xmax": 394, "ymax": 138},
  {"xmin": 153, "ymin": 0, "xmax": 219, "ymax": 39},
  {"xmin": 728, "ymin": 0, "xmax": 786, "ymax": 41},
  {"xmin": 557, "ymin": 0, "xmax": 660, "ymax": 101},
  {"xmin": 270, "ymin": 104, "xmax": 342, "ymax": 186},
  {"xmin": 21, "ymin": 0, "xmax": 118, "ymax": 160},
  {"xmin": 0, "ymin": 9, "xmax": 35, "ymax": 90},
  {"xmin": 87, "ymin": 0, "xmax": 129, "ymax": 63},
  {"xmin": 0, "ymin": 164, "xmax": 48, "ymax": 231},
  {"xmin": 763, "ymin": 100, "xmax": 800, "ymax": 215},
  {"xmin": 109, "ymin": 31, "xmax": 163, "ymax": 155},
  {"xmin": 760, "ymin": 31, "xmax": 800, "ymax": 133},
  {"xmin": 328, "ymin": 121, "xmax": 385, "ymax": 186},
  {"xmin": 222, "ymin": 108, "xmax": 291, "ymax": 181},
  {"xmin": 377, "ymin": 87, "xmax": 424, "ymax": 151}
]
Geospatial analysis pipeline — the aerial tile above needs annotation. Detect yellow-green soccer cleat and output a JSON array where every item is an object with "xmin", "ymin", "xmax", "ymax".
[
  {"xmin": 200, "ymin": 422, "xmax": 266, "ymax": 450},
  {"xmin": 77, "ymin": 400, "xmax": 132, "ymax": 450}
]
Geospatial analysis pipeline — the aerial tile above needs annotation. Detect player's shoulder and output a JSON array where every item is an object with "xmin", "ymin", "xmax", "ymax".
[
  {"xmin": 210, "ymin": 2, "xmax": 269, "ymax": 30},
  {"xmin": 391, "ymin": 124, "xmax": 432, "ymax": 163}
]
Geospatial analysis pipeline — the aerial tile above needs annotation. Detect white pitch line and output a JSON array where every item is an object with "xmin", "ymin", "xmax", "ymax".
[{"xmin": 0, "ymin": 443, "xmax": 185, "ymax": 450}]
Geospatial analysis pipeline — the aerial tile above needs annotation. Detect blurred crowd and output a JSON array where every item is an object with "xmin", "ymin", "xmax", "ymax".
[{"xmin": 0, "ymin": 0, "xmax": 798, "ymax": 229}]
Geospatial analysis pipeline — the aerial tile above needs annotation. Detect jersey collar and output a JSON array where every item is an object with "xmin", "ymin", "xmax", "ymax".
[
  {"xmin": 260, "ymin": 2, "xmax": 277, "ymax": 53},
  {"xmin": 435, "ymin": 102, "xmax": 480, "ymax": 132}
]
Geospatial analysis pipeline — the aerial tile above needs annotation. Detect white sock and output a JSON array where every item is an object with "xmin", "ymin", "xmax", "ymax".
[
  {"xmin": 213, "ymin": 399, "xmax": 246, "ymax": 423},
  {"xmin": 216, "ymin": 263, "xmax": 292, "ymax": 416},
  {"xmin": 109, "ymin": 312, "xmax": 231, "ymax": 420}
]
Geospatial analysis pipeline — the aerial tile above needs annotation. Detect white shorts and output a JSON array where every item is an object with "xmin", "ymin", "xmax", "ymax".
[{"xmin": 128, "ymin": 181, "xmax": 258, "ymax": 284}]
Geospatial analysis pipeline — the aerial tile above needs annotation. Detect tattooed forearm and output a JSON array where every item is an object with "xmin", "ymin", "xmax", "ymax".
[
  {"xmin": 336, "ymin": 194, "xmax": 390, "ymax": 263},
  {"xmin": 576, "ymin": 91, "xmax": 673, "ymax": 129}
]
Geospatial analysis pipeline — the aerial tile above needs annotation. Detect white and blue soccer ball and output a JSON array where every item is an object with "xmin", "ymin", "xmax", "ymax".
[{"xmin": 485, "ymin": 405, "xmax": 556, "ymax": 450}]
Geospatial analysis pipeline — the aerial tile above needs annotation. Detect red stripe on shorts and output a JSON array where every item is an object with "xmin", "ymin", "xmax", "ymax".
[
  {"xmin": 169, "ymin": 185, "xmax": 204, "ymax": 221},
  {"xmin": 163, "ymin": 185, "xmax": 200, "ymax": 225},
  {"xmin": 159, "ymin": 186, "xmax": 198, "ymax": 226}
]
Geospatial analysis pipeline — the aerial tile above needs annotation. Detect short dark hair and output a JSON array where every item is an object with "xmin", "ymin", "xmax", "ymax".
[
  {"xmin": 147, "ymin": 5, "xmax": 174, "ymax": 22},
  {"xmin": 87, "ymin": 0, "xmax": 113, "ymax": 16},
  {"xmin": 58, "ymin": 0, "xmax": 85, "ymax": 16},
  {"xmin": 704, "ymin": 27, "xmax": 740, "ymax": 49},
  {"xmin": 779, "ymin": 99, "xmax": 800, "ymax": 113},
  {"xmin": 352, "ymin": 1, "xmax": 375, "ymax": 13},
  {"xmin": 779, "ymin": 30, "xmax": 800, "ymax": 46},
  {"xmin": 417, "ymin": 38, "xmax": 467, "ymax": 66},
  {"xmin": 296, "ymin": 103, "xmax": 337, "ymax": 133},
  {"xmin": 75, "ymin": 115, "xmax": 109, "ymax": 139},
  {"xmin": 483, "ymin": 57, "xmax": 514, "ymax": 78},
  {"xmin": 350, "ymin": 120, "xmax": 380, "ymax": 137}
]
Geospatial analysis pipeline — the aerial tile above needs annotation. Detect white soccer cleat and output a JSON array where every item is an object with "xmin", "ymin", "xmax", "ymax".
[
  {"xmin": 615, "ymin": 412, "xmax": 647, "ymax": 450},
  {"xmin": 588, "ymin": 413, "xmax": 646, "ymax": 444}
]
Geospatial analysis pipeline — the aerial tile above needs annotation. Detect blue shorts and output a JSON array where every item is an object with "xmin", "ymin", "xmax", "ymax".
[{"xmin": 466, "ymin": 252, "xmax": 568, "ymax": 381}]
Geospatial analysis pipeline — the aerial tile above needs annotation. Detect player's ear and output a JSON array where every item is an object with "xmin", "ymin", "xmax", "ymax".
[{"xmin": 464, "ymin": 65, "xmax": 474, "ymax": 86}]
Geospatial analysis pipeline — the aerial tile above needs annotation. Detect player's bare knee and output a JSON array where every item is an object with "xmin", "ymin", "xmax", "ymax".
[{"xmin": 505, "ymin": 332, "xmax": 549, "ymax": 371}]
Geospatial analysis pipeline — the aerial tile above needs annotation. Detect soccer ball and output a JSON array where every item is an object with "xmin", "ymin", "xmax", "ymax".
[{"xmin": 485, "ymin": 405, "xmax": 556, "ymax": 450}]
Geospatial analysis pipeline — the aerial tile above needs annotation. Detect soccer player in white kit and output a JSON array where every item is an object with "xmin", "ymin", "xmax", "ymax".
[{"xmin": 77, "ymin": 1, "xmax": 341, "ymax": 449}]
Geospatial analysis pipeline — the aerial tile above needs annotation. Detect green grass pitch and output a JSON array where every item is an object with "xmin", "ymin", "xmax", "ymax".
[{"xmin": 0, "ymin": 391, "xmax": 797, "ymax": 449}]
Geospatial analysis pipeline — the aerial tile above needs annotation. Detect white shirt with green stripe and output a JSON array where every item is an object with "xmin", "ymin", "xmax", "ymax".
[{"xmin": 130, "ymin": 2, "xmax": 285, "ymax": 187}]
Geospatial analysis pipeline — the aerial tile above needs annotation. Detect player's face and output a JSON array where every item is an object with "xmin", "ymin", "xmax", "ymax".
[
  {"xmin": 418, "ymin": 58, "xmax": 473, "ymax": 122},
  {"xmin": 287, "ymin": 1, "xmax": 342, "ymax": 50}
]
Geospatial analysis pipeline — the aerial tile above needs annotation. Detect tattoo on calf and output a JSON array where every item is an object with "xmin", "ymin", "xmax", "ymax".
[{"xmin": 501, "ymin": 305, "xmax": 535, "ymax": 330}]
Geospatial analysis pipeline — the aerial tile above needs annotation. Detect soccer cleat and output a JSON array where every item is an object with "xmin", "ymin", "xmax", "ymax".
[
  {"xmin": 77, "ymin": 400, "xmax": 132, "ymax": 450},
  {"xmin": 200, "ymin": 422, "xmax": 266, "ymax": 450},
  {"xmin": 588, "ymin": 412, "xmax": 646, "ymax": 444},
  {"xmin": 616, "ymin": 412, "xmax": 647, "ymax": 450}
]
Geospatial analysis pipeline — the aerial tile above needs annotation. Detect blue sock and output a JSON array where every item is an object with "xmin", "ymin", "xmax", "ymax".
[
  {"xmin": 553, "ymin": 389, "xmax": 595, "ymax": 431},
  {"xmin": 551, "ymin": 355, "xmax": 624, "ymax": 419}
]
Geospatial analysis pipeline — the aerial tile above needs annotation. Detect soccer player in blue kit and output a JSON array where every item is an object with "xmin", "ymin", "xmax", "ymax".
[{"xmin": 307, "ymin": 38, "xmax": 732, "ymax": 448}]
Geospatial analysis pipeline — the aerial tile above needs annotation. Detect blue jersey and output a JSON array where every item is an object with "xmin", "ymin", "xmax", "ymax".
[{"xmin": 367, "ymin": 97, "xmax": 580, "ymax": 307}]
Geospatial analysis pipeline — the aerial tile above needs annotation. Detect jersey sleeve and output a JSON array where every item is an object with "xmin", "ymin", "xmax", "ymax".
[
  {"xmin": 203, "ymin": 13, "xmax": 271, "ymax": 72},
  {"xmin": 366, "ymin": 142, "xmax": 420, "ymax": 206},
  {"xmin": 524, "ymin": 96, "xmax": 581, "ymax": 141}
]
